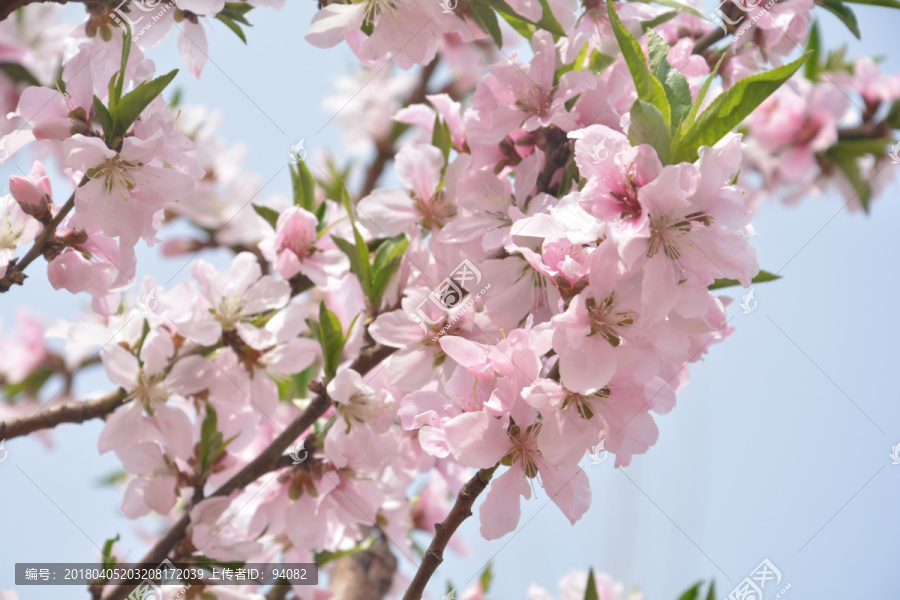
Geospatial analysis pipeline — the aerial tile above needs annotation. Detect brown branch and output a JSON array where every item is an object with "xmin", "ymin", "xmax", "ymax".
[
  {"xmin": 328, "ymin": 537, "xmax": 398, "ymax": 600},
  {"xmin": 401, "ymin": 465, "xmax": 498, "ymax": 600},
  {"xmin": 358, "ymin": 57, "xmax": 440, "ymax": 201},
  {"xmin": 101, "ymin": 343, "xmax": 396, "ymax": 600},
  {"xmin": 0, "ymin": 388, "xmax": 128, "ymax": 441},
  {"xmin": 0, "ymin": 0, "xmax": 81, "ymax": 22},
  {"xmin": 0, "ymin": 176, "xmax": 87, "ymax": 293},
  {"xmin": 692, "ymin": 27, "xmax": 727, "ymax": 55}
]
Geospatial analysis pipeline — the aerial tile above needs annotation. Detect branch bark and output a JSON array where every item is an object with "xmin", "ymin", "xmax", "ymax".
[
  {"xmin": 0, "ymin": 388, "xmax": 127, "ymax": 441},
  {"xmin": 328, "ymin": 538, "xmax": 398, "ymax": 600},
  {"xmin": 401, "ymin": 465, "xmax": 498, "ymax": 600},
  {"xmin": 358, "ymin": 57, "xmax": 440, "ymax": 201},
  {"xmin": 0, "ymin": 0, "xmax": 79, "ymax": 22}
]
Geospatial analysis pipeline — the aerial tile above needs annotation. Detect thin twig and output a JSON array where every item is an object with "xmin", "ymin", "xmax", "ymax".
[
  {"xmin": 358, "ymin": 57, "xmax": 440, "ymax": 200},
  {"xmin": 0, "ymin": 176, "xmax": 88, "ymax": 293},
  {"xmin": 401, "ymin": 465, "xmax": 498, "ymax": 600}
]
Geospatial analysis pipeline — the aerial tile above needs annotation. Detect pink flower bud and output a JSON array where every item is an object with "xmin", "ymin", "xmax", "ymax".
[{"xmin": 9, "ymin": 175, "xmax": 49, "ymax": 217}]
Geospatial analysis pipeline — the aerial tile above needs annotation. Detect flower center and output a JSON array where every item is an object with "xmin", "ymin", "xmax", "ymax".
[{"xmin": 585, "ymin": 294, "xmax": 634, "ymax": 346}]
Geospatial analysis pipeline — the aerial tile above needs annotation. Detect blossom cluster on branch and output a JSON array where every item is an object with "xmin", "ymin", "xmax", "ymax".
[{"xmin": 0, "ymin": 0, "xmax": 898, "ymax": 599}]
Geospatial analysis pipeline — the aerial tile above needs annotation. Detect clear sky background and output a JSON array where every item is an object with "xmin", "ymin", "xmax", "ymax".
[{"xmin": 1, "ymin": 2, "xmax": 899, "ymax": 599}]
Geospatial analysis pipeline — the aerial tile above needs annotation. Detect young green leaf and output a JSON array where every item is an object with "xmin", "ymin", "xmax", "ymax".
[
  {"xmin": 607, "ymin": 1, "xmax": 671, "ymax": 125},
  {"xmin": 647, "ymin": 31, "xmax": 691, "ymax": 131},
  {"xmin": 628, "ymin": 99, "xmax": 671, "ymax": 163},
  {"xmin": 708, "ymin": 269, "xmax": 781, "ymax": 290},
  {"xmin": 805, "ymin": 21, "xmax": 821, "ymax": 80},
  {"xmin": 827, "ymin": 137, "xmax": 893, "ymax": 156},
  {"xmin": 216, "ymin": 14, "xmax": 248, "ymax": 43},
  {"xmin": 469, "ymin": 0, "xmax": 504, "ymax": 48},
  {"xmin": 479, "ymin": 562, "xmax": 494, "ymax": 594},
  {"xmin": 828, "ymin": 149, "xmax": 872, "ymax": 212},
  {"xmin": 677, "ymin": 581, "xmax": 703, "ymax": 600},
  {"xmin": 485, "ymin": 0, "xmax": 565, "ymax": 37},
  {"xmin": 0, "ymin": 63, "xmax": 40, "ymax": 86},
  {"xmin": 252, "ymin": 204, "xmax": 280, "ymax": 229},
  {"xmin": 534, "ymin": 0, "xmax": 567, "ymax": 36},
  {"xmin": 583, "ymin": 569, "xmax": 600, "ymax": 600},
  {"xmin": 587, "ymin": 50, "xmax": 616, "ymax": 74},
  {"xmin": 369, "ymin": 234, "xmax": 409, "ymax": 306},
  {"xmin": 432, "ymin": 114, "xmax": 452, "ymax": 163},
  {"xmin": 291, "ymin": 160, "xmax": 317, "ymax": 212},
  {"xmin": 311, "ymin": 301, "xmax": 349, "ymax": 380},
  {"xmin": 670, "ymin": 53, "xmax": 808, "ymax": 164},
  {"xmin": 112, "ymin": 68, "xmax": 179, "ymax": 138},
  {"xmin": 631, "ymin": 0, "xmax": 704, "ymax": 18},
  {"xmin": 820, "ymin": 0, "xmax": 861, "ymax": 38},
  {"xmin": 93, "ymin": 96, "xmax": 113, "ymax": 141},
  {"xmin": 705, "ymin": 581, "xmax": 716, "ymax": 600},
  {"xmin": 101, "ymin": 534, "xmax": 120, "ymax": 570}
]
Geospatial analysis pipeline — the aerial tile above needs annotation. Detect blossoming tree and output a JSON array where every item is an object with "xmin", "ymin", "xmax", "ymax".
[{"xmin": 0, "ymin": 0, "xmax": 898, "ymax": 599}]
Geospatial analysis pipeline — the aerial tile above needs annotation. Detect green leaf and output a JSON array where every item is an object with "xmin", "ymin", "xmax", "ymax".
[
  {"xmin": 631, "ymin": 0, "xmax": 704, "ymax": 18},
  {"xmin": 216, "ymin": 14, "xmax": 248, "ymax": 43},
  {"xmin": 219, "ymin": 1, "xmax": 254, "ymax": 23},
  {"xmin": 534, "ymin": 0, "xmax": 567, "ymax": 36},
  {"xmin": 628, "ymin": 99, "xmax": 671, "ymax": 163},
  {"xmin": 842, "ymin": 0, "xmax": 900, "ymax": 7},
  {"xmin": 607, "ymin": 2, "xmax": 671, "ymax": 125},
  {"xmin": 805, "ymin": 21, "xmax": 821, "ymax": 80},
  {"xmin": 827, "ymin": 137, "xmax": 893, "ymax": 156},
  {"xmin": 114, "ymin": 23, "xmax": 132, "ymax": 106},
  {"xmin": 641, "ymin": 10, "xmax": 679, "ymax": 31},
  {"xmin": 677, "ymin": 581, "xmax": 703, "ymax": 600},
  {"xmin": 370, "ymin": 234, "xmax": 409, "ymax": 306},
  {"xmin": 431, "ymin": 114, "xmax": 452, "ymax": 162},
  {"xmin": 199, "ymin": 405, "xmax": 226, "ymax": 473},
  {"xmin": 587, "ymin": 50, "xmax": 616, "ymax": 74},
  {"xmin": 670, "ymin": 53, "xmax": 808, "ymax": 164},
  {"xmin": 0, "ymin": 62, "xmax": 40, "ymax": 86},
  {"xmin": 496, "ymin": 9, "xmax": 537, "ymax": 38},
  {"xmin": 311, "ymin": 301, "xmax": 348, "ymax": 380},
  {"xmin": 316, "ymin": 536, "xmax": 377, "ymax": 565},
  {"xmin": 2, "ymin": 366, "xmax": 53, "ymax": 400},
  {"xmin": 709, "ymin": 269, "xmax": 782, "ymax": 290},
  {"xmin": 101, "ymin": 535, "xmax": 120, "ymax": 570},
  {"xmin": 291, "ymin": 160, "xmax": 317, "ymax": 212},
  {"xmin": 112, "ymin": 68, "xmax": 178, "ymax": 138},
  {"xmin": 484, "ymin": 0, "xmax": 564, "ymax": 36},
  {"xmin": 332, "ymin": 234, "xmax": 371, "ymax": 299},
  {"xmin": 885, "ymin": 100, "xmax": 900, "ymax": 128},
  {"xmin": 680, "ymin": 54, "xmax": 724, "ymax": 130},
  {"xmin": 705, "ymin": 581, "xmax": 716, "ymax": 600},
  {"xmin": 828, "ymin": 149, "xmax": 872, "ymax": 212},
  {"xmin": 252, "ymin": 204, "xmax": 280, "ymax": 229},
  {"xmin": 469, "ymin": 0, "xmax": 503, "ymax": 48},
  {"xmin": 93, "ymin": 96, "xmax": 113, "ymax": 141},
  {"xmin": 647, "ymin": 31, "xmax": 691, "ymax": 131},
  {"xmin": 820, "ymin": 0, "xmax": 861, "ymax": 39},
  {"xmin": 583, "ymin": 569, "xmax": 600, "ymax": 600},
  {"xmin": 479, "ymin": 562, "xmax": 494, "ymax": 594}
]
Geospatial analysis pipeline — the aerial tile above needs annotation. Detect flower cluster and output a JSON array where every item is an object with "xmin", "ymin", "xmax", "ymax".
[{"xmin": 0, "ymin": 0, "xmax": 898, "ymax": 598}]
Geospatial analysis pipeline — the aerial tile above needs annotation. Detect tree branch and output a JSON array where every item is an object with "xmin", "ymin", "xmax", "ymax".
[
  {"xmin": 0, "ymin": 388, "xmax": 128, "ymax": 441},
  {"xmin": 401, "ymin": 465, "xmax": 498, "ymax": 600},
  {"xmin": 358, "ymin": 57, "xmax": 440, "ymax": 201},
  {"xmin": 0, "ymin": 0, "xmax": 80, "ymax": 22},
  {"xmin": 0, "ymin": 176, "xmax": 87, "ymax": 293},
  {"xmin": 100, "ymin": 343, "xmax": 396, "ymax": 600},
  {"xmin": 328, "ymin": 537, "xmax": 398, "ymax": 600}
]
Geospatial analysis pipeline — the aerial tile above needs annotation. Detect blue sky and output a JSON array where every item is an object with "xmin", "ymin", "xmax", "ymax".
[{"xmin": 1, "ymin": 2, "xmax": 899, "ymax": 599}]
